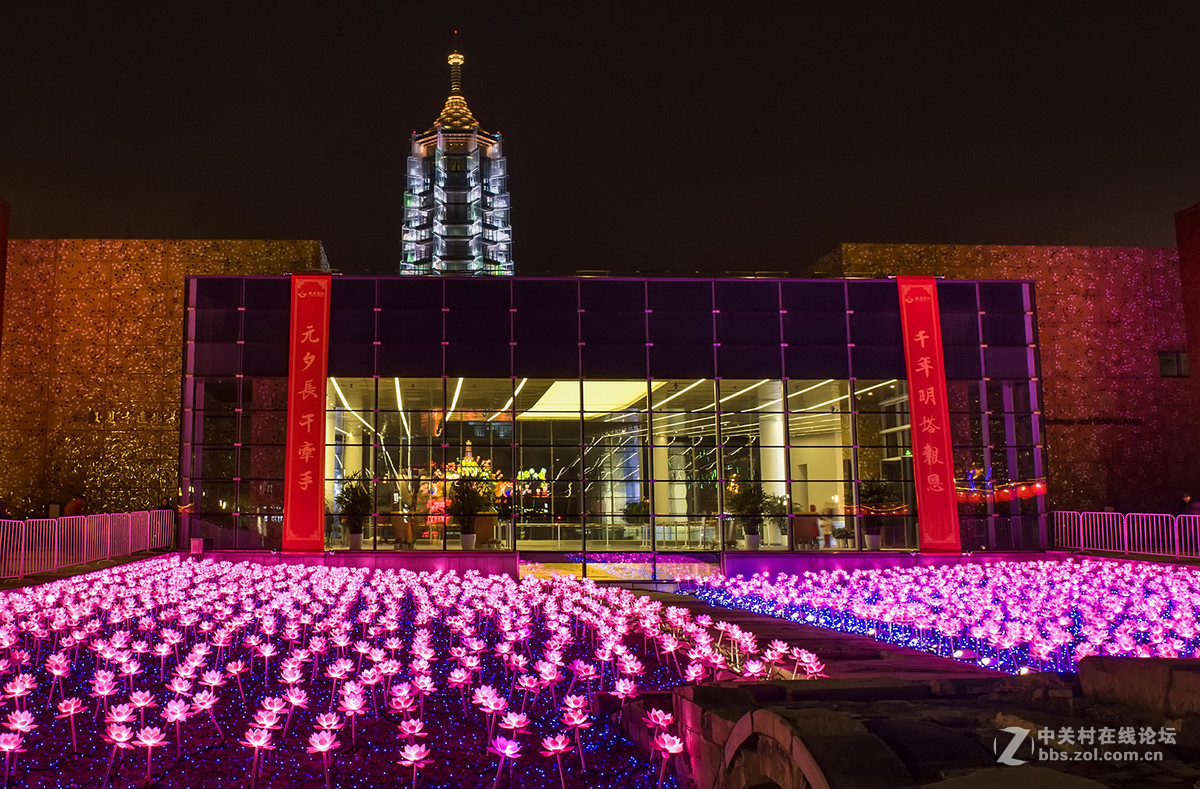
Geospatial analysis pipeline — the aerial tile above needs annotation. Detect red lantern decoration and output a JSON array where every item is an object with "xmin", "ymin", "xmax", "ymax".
[{"xmin": 1017, "ymin": 485, "xmax": 1032, "ymax": 499}]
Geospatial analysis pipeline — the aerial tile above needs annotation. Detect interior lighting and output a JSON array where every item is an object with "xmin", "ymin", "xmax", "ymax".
[
  {"xmin": 393, "ymin": 378, "xmax": 411, "ymax": 437},
  {"xmin": 445, "ymin": 377, "xmax": 464, "ymax": 424},
  {"xmin": 330, "ymin": 378, "xmax": 376, "ymax": 434},
  {"xmin": 488, "ymin": 378, "xmax": 527, "ymax": 422},
  {"xmin": 719, "ymin": 379, "xmax": 770, "ymax": 403},
  {"xmin": 530, "ymin": 381, "xmax": 659, "ymax": 419},
  {"xmin": 644, "ymin": 379, "xmax": 706, "ymax": 411},
  {"xmin": 785, "ymin": 379, "xmax": 834, "ymax": 400}
]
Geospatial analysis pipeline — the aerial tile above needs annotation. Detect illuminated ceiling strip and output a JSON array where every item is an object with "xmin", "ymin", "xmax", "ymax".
[
  {"xmin": 393, "ymin": 378, "xmax": 411, "ymax": 437},
  {"xmin": 488, "ymin": 377, "xmax": 527, "ymax": 422},
  {"xmin": 719, "ymin": 378, "xmax": 771, "ymax": 403},
  {"xmin": 742, "ymin": 397, "xmax": 782, "ymax": 412},
  {"xmin": 331, "ymin": 378, "xmax": 376, "ymax": 434},
  {"xmin": 798, "ymin": 379, "xmax": 896, "ymax": 411},
  {"xmin": 642, "ymin": 379, "xmax": 706, "ymax": 411},
  {"xmin": 786, "ymin": 379, "xmax": 835, "ymax": 399},
  {"xmin": 445, "ymin": 377, "xmax": 464, "ymax": 423}
]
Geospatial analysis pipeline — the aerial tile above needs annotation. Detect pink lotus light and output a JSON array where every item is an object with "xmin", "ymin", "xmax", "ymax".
[
  {"xmin": 398, "ymin": 717, "xmax": 426, "ymax": 744},
  {"xmin": 642, "ymin": 707, "xmax": 674, "ymax": 730},
  {"xmin": 199, "ymin": 669, "xmax": 226, "ymax": 689},
  {"xmin": 161, "ymin": 698, "xmax": 191, "ymax": 757},
  {"xmin": 225, "ymin": 660, "xmax": 248, "ymax": 703},
  {"xmin": 3, "ymin": 710, "xmax": 36, "ymax": 736},
  {"xmin": 45, "ymin": 653, "xmax": 70, "ymax": 707},
  {"xmin": 498, "ymin": 711, "xmax": 530, "ymax": 735},
  {"xmin": 0, "ymin": 732, "xmax": 24, "ymax": 788},
  {"xmin": 488, "ymin": 735, "xmax": 523, "ymax": 789},
  {"xmin": 561, "ymin": 708, "xmax": 592, "ymax": 770},
  {"xmin": 613, "ymin": 677, "xmax": 639, "ymax": 703},
  {"xmin": 397, "ymin": 742, "xmax": 433, "ymax": 789},
  {"xmin": 166, "ymin": 676, "xmax": 192, "ymax": 698},
  {"xmin": 134, "ymin": 726, "xmax": 167, "ymax": 784},
  {"xmin": 101, "ymin": 723, "xmax": 133, "ymax": 786},
  {"xmin": 652, "ymin": 732, "xmax": 685, "ymax": 788},
  {"xmin": 539, "ymin": 729, "xmax": 574, "ymax": 789},
  {"xmin": 306, "ymin": 729, "xmax": 339, "ymax": 754},
  {"xmin": 239, "ymin": 727, "xmax": 275, "ymax": 789},
  {"xmin": 55, "ymin": 697, "xmax": 86, "ymax": 753},
  {"xmin": 125, "ymin": 690, "xmax": 156, "ymax": 728},
  {"xmin": 191, "ymin": 689, "xmax": 223, "ymax": 738}
]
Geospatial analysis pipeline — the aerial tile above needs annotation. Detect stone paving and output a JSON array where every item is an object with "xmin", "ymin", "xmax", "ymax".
[{"xmin": 626, "ymin": 592, "xmax": 1200, "ymax": 789}]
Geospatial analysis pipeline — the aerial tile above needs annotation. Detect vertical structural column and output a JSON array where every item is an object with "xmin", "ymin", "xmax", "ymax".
[
  {"xmin": 896, "ymin": 277, "xmax": 962, "ymax": 553},
  {"xmin": 282, "ymin": 275, "xmax": 332, "ymax": 552},
  {"xmin": 652, "ymin": 435, "xmax": 671, "ymax": 545},
  {"xmin": 0, "ymin": 198, "xmax": 8, "ymax": 357},
  {"xmin": 758, "ymin": 386, "xmax": 787, "ymax": 546},
  {"xmin": 1176, "ymin": 204, "xmax": 1200, "ymax": 496}
]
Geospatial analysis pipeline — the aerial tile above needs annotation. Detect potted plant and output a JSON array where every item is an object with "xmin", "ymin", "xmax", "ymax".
[
  {"xmin": 726, "ymin": 480, "xmax": 770, "ymax": 550},
  {"xmin": 857, "ymin": 479, "xmax": 895, "ymax": 550},
  {"xmin": 335, "ymin": 470, "xmax": 372, "ymax": 550},
  {"xmin": 832, "ymin": 526, "xmax": 855, "ymax": 548},
  {"xmin": 446, "ymin": 468, "xmax": 495, "ymax": 550},
  {"xmin": 622, "ymin": 499, "xmax": 650, "ymax": 540}
]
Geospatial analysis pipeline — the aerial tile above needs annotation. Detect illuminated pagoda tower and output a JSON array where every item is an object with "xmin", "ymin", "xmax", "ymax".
[{"xmin": 400, "ymin": 50, "xmax": 513, "ymax": 275}]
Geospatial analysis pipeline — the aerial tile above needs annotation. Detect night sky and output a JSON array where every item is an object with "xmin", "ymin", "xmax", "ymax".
[{"xmin": 3, "ymin": 2, "xmax": 1199, "ymax": 274}]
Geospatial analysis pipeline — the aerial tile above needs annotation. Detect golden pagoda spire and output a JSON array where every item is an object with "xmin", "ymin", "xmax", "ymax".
[{"xmin": 434, "ymin": 49, "xmax": 478, "ymax": 130}]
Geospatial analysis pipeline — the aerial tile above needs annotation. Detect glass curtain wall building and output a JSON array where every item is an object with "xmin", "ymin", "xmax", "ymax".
[{"xmin": 182, "ymin": 276, "xmax": 1047, "ymax": 573}]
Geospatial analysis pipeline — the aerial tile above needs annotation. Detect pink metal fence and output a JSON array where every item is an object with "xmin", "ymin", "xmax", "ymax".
[
  {"xmin": 22, "ymin": 519, "xmax": 58, "ymax": 576},
  {"xmin": 110, "ymin": 513, "xmax": 131, "ymax": 557},
  {"xmin": 0, "ymin": 510, "xmax": 174, "ymax": 582},
  {"xmin": 84, "ymin": 514, "xmax": 110, "ymax": 564},
  {"xmin": 58, "ymin": 515, "xmax": 88, "ymax": 569},
  {"xmin": 0, "ymin": 521, "xmax": 24, "ymax": 579},
  {"xmin": 149, "ymin": 510, "xmax": 174, "ymax": 549},
  {"xmin": 1178, "ymin": 515, "xmax": 1200, "ymax": 559},
  {"xmin": 1079, "ymin": 511, "xmax": 1126, "ymax": 553},
  {"xmin": 1126, "ymin": 512, "xmax": 1177, "ymax": 557},
  {"xmin": 1052, "ymin": 511, "xmax": 1082, "ymax": 549},
  {"xmin": 130, "ymin": 511, "xmax": 150, "ymax": 554},
  {"xmin": 1056, "ymin": 511, "xmax": 1200, "ymax": 560}
]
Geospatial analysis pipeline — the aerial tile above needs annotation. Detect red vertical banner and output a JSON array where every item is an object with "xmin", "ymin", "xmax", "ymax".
[
  {"xmin": 896, "ymin": 277, "xmax": 962, "ymax": 553},
  {"xmin": 282, "ymin": 274, "xmax": 332, "ymax": 552}
]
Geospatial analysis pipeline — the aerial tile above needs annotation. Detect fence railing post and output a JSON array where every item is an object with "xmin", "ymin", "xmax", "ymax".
[
  {"xmin": 18, "ymin": 522, "xmax": 26, "ymax": 579},
  {"xmin": 52, "ymin": 518, "xmax": 59, "ymax": 572}
]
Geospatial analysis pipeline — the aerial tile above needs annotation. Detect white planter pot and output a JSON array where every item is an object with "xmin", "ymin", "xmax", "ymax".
[
  {"xmin": 865, "ymin": 533, "xmax": 882, "ymax": 550},
  {"xmin": 744, "ymin": 534, "xmax": 761, "ymax": 551},
  {"xmin": 348, "ymin": 533, "xmax": 363, "ymax": 550},
  {"xmin": 461, "ymin": 533, "xmax": 477, "ymax": 551}
]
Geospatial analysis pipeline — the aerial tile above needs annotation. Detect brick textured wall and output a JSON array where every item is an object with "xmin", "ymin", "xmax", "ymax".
[
  {"xmin": 1176, "ymin": 204, "xmax": 1200, "ymax": 497},
  {"xmin": 820, "ymin": 243, "xmax": 1191, "ymax": 513},
  {"xmin": 0, "ymin": 239, "xmax": 325, "ymax": 516}
]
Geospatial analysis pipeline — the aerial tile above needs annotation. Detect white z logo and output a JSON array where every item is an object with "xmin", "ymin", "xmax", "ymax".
[{"xmin": 994, "ymin": 726, "xmax": 1030, "ymax": 766}]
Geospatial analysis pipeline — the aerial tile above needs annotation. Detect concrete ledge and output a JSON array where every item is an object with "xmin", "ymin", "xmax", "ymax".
[
  {"xmin": 1078, "ymin": 655, "xmax": 1200, "ymax": 717},
  {"xmin": 184, "ymin": 549, "xmax": 521, "ymax": 578},
  {"xmin": 720, "ymin": 550, "xmax": 1069, "ymax": 578}
]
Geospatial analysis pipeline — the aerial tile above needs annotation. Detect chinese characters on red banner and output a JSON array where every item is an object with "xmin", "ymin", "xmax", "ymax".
[
  {"xmin": 282, "ymin": 275, "xmax": 331, "ymax": 552},
  {"xmin": 896, "ymin": 277, "xmax": 962, "ymax": 553}
]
